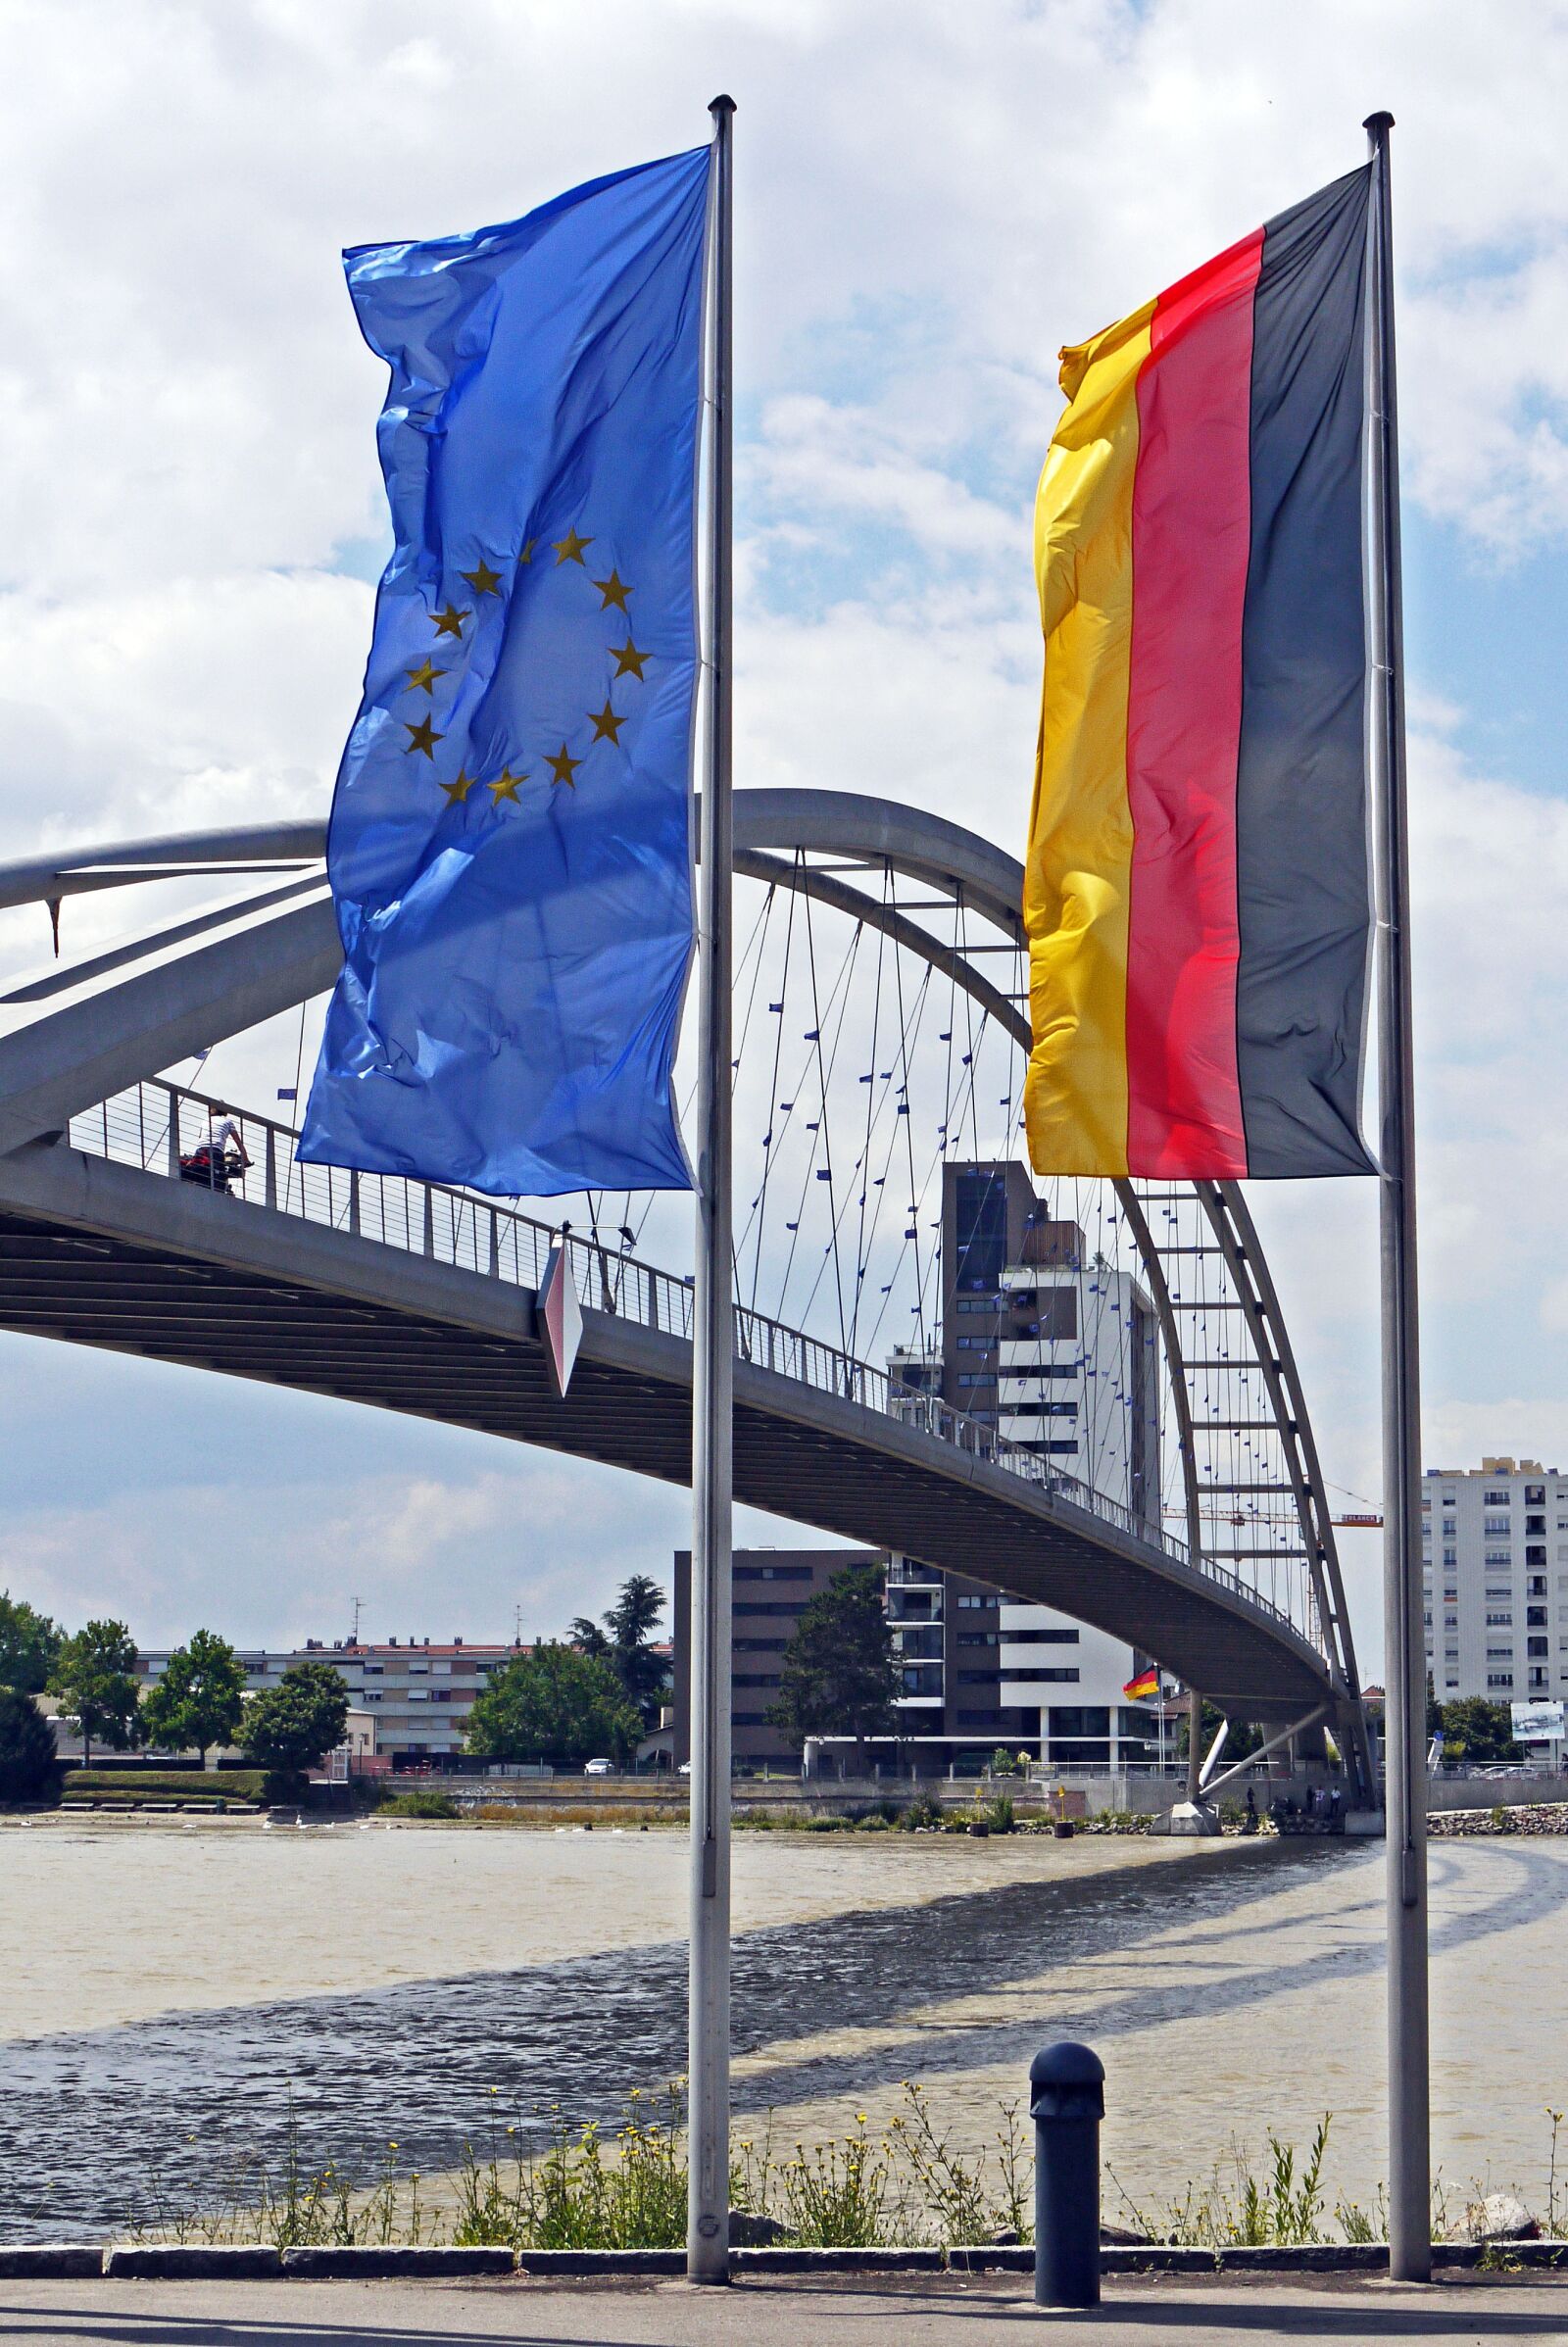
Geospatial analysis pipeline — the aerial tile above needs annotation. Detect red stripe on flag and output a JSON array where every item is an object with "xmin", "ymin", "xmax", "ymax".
[{"xmin": 1123, "ymin": 228, "xmax": 1261, "ymax": 1178}]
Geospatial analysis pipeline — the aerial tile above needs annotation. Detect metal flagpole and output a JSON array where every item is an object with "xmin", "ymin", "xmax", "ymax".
[
  {"xmin": 688, "ymin": 90, "xmax": 735, "ymax": 2287},
  {"xmin": 1364, "ymin": 108, "xmax": 1430, "ymax": 2284}
]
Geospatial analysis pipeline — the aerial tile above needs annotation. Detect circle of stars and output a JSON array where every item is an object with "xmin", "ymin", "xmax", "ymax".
[{"xmin": 398, "ymin": 523, "xmax": 649, "ymax": 811}]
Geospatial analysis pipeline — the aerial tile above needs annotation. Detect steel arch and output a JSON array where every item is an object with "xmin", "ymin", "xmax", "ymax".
[{"xmin": 0, "ymin": 794, "xmax": 1371, "ymax": 1784}]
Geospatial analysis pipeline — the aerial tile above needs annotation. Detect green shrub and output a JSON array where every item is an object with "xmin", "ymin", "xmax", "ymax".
[
  {"xmin": 897, "ymin": 1792, "xmax": 945, "ymax": 1830},
  {"xmin": 376, "ymin": 1789, "xmax": 460, "ymax": 1820}
]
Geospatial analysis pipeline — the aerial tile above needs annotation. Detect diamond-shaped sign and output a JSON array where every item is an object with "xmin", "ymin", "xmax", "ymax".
[{"xmin": 539, "ymin": 1244, "xmax": 583, "ymax": 1399}]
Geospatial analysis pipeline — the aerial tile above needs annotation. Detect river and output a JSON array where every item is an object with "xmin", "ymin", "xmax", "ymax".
[{"xmin": 2, "ymin": 1818, "xmax": 1564, "ymax": 2238}]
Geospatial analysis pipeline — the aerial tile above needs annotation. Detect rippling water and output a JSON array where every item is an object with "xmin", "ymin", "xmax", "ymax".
[{"xmin": 3, "ymin": 1821, "xmax": 1565, "ymax": 2238}]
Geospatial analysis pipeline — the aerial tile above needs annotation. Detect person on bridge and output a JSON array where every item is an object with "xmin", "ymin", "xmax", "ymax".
[{"xmin": 179, "ymin": 1105, "xmax": 251, "ymax": 1193}]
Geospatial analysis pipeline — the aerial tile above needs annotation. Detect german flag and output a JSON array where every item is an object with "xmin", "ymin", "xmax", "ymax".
[
  {"xmin": 1025, "ymin": 168, "xmax": 1377, "ymax": 1181},
  {"xmin": 1122, "ymin": 1666, "xmax": 1161, "ymax": 1702}
]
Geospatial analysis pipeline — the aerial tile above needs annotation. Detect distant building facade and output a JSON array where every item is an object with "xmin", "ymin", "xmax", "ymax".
[
  {"xmin": 1423, "ymin": 1458, "xmax": 1568, "ymax": 1707},
  {"xmin": 669, "ymin": 1545, "xmax": 1175, "ymax": 1775},
  {"xmin": 133, "ymin": 1638, "xmax": 521, "ymax": 1762},
  {"xmin": 671, "ymin": 1548, "xmax": 879, "ymax": 1768},
  {"xmin": 885, "ymin": 1159, "xmax": 1169, "ymax": 1770}
]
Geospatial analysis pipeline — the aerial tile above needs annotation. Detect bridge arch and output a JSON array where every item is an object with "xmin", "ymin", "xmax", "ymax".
[{"xmin": 0, "ymin": 795, "xmax": 1371, "ymax": 1787}]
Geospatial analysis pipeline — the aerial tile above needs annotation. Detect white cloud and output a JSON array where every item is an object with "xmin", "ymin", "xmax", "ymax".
[{"xmin": 4, "ymin": 0, "xmax": 1568, "ymax": 1672}]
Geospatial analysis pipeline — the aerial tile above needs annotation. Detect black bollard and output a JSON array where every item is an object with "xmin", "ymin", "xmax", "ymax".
[{"xmin": 1029, "ymin": 2040, "xmax": 1104, "ymax": 2308}]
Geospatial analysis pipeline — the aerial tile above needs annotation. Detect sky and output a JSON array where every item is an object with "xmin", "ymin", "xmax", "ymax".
[{"xmin": 2, "ymin": 0, "xmax": 1567, "ymax": 1672}]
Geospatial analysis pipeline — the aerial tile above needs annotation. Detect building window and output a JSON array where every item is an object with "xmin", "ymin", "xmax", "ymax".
[
  {"xmin": 1443, "ymin": 1549, "xmax": 1457, "ymax": 1567},
  {"xmin": 957, "ymin": 1632, "xmax": 1000, "ymax": 1648},
  {"xmin": 1528, "ymin": 1638, "xmax": 1550, "ymax": 1657},
  {"xmin": 1484, "ymin": 1490, "xmax": 1511, "ymax": 1505},
  {"xmin": 1486, "ymin": 1612, "xmax": 1513, "ymax": 1627},
  {"xmin": 735, "ymin": 1564, "xmax": 812, "ymax": 1582},
  {"xmin": 1488, "ymin": 1674, "xmax": 1515, "ymax": 1688},
  {"xmin": 732, "ymin": 1673, "xmax": 781, "ymax": 1688},
  {"xmin": 956, "ymin": 1594, "xmax": 997, "ymax": 1610},
  {"xmin": 1002, "ymin": 1628, "xmax": 1080, "ymax": 1644},
  {"xmin": 1049, "ymin": 1706, "xmax": 1110, "ymax": 1736}
]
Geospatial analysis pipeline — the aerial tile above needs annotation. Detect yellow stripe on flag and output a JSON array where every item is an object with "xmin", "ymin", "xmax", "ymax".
[{"xmin": 1023, "ymin": 301, "xmax": 1153, "ymax": 1178}]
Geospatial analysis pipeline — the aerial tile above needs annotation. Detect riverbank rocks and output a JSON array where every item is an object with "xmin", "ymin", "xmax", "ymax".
[
  {"xmin": 1430, "ymin": 1803, "xmax": 1568, "ymax": 1835},
  {"xmin": 1453, "ymin": 2192, "xmax": 1540, "ymax": 2241}
]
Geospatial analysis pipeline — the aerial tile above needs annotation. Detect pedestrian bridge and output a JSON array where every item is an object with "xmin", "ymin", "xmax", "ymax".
[{"xmin": 0, "ymin": 791, "xmax": 1372, "ymax": 1782}]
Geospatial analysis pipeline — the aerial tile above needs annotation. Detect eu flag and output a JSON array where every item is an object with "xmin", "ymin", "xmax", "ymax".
[{"xmin": 300, "ymin": 147, "xmax": 710, "ymax": 1197}]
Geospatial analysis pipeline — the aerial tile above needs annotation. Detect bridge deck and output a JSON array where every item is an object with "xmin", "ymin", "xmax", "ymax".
[{"xmin": 0, "ymin": 1137, "xmax": 1332, "ymax": 1722}]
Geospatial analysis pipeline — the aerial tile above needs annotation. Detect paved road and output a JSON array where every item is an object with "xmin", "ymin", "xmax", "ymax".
[{"xmin": 2, "ymin": 2274, "xmax": 1566, "ymax": 2343}]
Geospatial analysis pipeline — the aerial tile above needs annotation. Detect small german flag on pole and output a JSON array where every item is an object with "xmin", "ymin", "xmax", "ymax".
[{"xmin": 1122, "ymin": 1666, "xmax": 1160, "ymax": 1702}]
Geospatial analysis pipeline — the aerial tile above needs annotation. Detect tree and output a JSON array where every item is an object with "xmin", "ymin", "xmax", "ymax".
[
  {"xmin": 1439, "ymin": 1696, "xmax": 1522, "ymax": 1769},
  {"xmin": 767, "ymin": 1563, "xmax": 900, "ymax": 1754},
  {"xmin": 0, "ymin": 1688, "xmax": 64, "ymax": 1805},
  {"xmin": 466, "ymin": 1642, "xmax": 643, "ymax": 1767},
  {"xmin": 0, "ymin": 1591, "xmax": 62, "ymax": 1695},
  {"xmin": 48, "ymin": 1619, "xmax": 143, "ymax": 1769},
  {"xmin": 241, "ymin": 1662, "xmax": 350, "ymax": 1776},
  {"xmin": 570, "ymin": 1574, "xmax": 669, "ymax": 1727},
  {"xmin": 1176, "ymin": 1697, "xmax": 1263, "ymax": 1767},
  {"xmin": 141, "ymin": 1629, "xmax": 248, "ymax": 1763}
]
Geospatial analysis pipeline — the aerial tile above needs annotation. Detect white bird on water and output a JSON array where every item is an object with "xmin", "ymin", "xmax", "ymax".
[{"xmin": 261, "ymin": 1818, "xmax": 272, "ymax": 1831}]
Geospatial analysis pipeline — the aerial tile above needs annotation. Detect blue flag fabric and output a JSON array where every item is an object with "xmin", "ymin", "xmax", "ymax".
[{"xmin": 300, "ymin": 147, "xmax": 710, "ymax": 1197}]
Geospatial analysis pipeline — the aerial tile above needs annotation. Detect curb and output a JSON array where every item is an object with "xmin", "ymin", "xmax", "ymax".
[
  {"xmin": 104, "ymin": 2244, "xmax": 281, "ymax": 2278},
  {"xmin": 736, "ymin": 2245, "xmax": 947, "ymax": 2274},
  {"xmin": 22, "ymin": 2233, "xmax": 1568, "ymax": 2284},
  {"xmin": 514, "ymin": 2249, "xmax": 686, "ymax": 2276},
  {"xmin": 280, "ymin": 2246, "xmax": 516, "ymax": 2277},
  {"xmin": 0, "ymin": 2247, "xmax": 105, "ymax": 2278}
]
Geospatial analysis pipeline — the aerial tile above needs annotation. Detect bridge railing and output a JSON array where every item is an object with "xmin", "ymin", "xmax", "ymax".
[{"xmin": 60, "ymin": 1078, "xmax": 1330, "ymax": 1640}]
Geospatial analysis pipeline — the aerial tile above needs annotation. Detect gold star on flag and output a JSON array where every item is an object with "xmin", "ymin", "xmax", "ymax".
[
  {"xmin": 405, "ymin": 715, "xmax": 443, "ymax": 758},
  {"xmin": 589, "ymin": 702, "xmax": 625, "ymax": 745},
  {"xmin": 553, "ymin": 527, "xmax": 593, "ymax": 566},
  {"xmin": 545, "ymin": 744, "xmax": 581, "ymax": 789},
  {"xmin": 460, "ymin": 558, "xmax": 504, "ymax": 598},
  {"xmin": 594, "ymin": 569, "xmax": 631, "ymax": 611},
  {"xmin": 441, "ymin": 768, "xmax": 477, "ymax": 805},
  {"xmin": 488, "ymin": 766, "xmax": 525, "ymax": 804},
  {"xmin": 405, "ymin": 658, "xmax": 445, "ymax": 695},
  {"xmin": 431, "ymin": 605, "xmax": 468, "ymax": 638},
  {"xmin": 612, "ymin": 640, "xmax": 649, "ymax": 679},
  {"xmin": 519, "ymin": 537, "xmax": 537, "ymax": 564}
]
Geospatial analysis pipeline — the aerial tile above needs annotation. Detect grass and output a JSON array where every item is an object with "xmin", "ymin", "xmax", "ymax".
[
  {"xmin": 114, "ymin": 2090, "xmax": 1568, "ymax": 2254},
  {"xmin": 67, "ymin": 1769, "xmax": 268, "ymax": 1801},
  {"xmin": 374, "ymin": 1790, "xmax": 461, "ymax": 1820}
]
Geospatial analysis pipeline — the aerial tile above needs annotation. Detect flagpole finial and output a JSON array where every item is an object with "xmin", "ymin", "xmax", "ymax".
[
  {"xmin": 709, "ymin": 93, "xmax": 736, "ymax": 119},
  {"xmin": 1363, "ymin": 109, "xmax": 1395, "ymax": 135}
]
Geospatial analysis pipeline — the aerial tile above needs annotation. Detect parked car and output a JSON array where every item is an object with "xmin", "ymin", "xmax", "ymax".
[{"xmin": 583, "ymin": 1757, "xmax": 612, "ymax": 1777}]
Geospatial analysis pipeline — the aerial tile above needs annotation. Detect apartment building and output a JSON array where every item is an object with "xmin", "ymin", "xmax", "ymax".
[
  {"xmin": 134, "ymin": 1638, "xmax": 522, "ymax": 1761},
  {"xmin": 887, "ymin": 1160, "xmax": 1170, "ymax": 1767},
  {"xmin": 670, "ymin": 1547, "xmax": 880, "ymax": 1766},
  {"xmin": 669, "ymin": 1546, "xmax": 1174, "ymax": 1774},
  {"xmin": 1422, "ymin": 1457, "xmax": 1568, "ymax": 1704}
]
